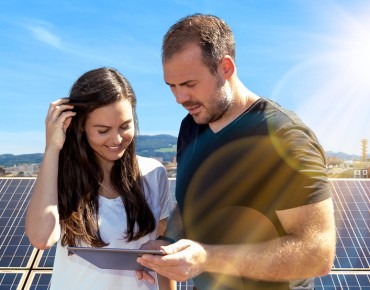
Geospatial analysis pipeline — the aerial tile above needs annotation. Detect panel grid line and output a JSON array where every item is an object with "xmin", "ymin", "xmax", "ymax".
[{"xmin": 0, "ymin": 177, "xmax": 369, "ymax": 289}]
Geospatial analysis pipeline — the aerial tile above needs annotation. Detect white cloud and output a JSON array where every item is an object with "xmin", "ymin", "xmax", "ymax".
[
  {"xmin": 28, "ymin": 24, "xmax": 62, "ymax": 48},
  {"xmin": 18, "ymin": 19, "xmax": 64, "ymax": 49}
]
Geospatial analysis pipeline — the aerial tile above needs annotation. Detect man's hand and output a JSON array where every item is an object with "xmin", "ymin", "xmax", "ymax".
[
  {"xmin": 136, "ymin": 239, "xmax": 169, "ymax": 284},
  {"xmin": 137, "ymin": 239, "xmax": 208, "ymax": 282}
]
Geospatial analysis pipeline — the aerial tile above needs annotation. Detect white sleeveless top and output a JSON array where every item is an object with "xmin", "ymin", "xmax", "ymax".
[{"xmin": 50, "ymin": 156, "xmax": 174, "ymax": 290}]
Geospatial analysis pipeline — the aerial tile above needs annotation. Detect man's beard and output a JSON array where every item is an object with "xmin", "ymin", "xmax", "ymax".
[
  {"xmin": 194, "ymin": 78, "xmax": 234, "ymax": 125},
  {"xmin": 207, "ymin": 84, "xmax": 234, "ymax": 123}
]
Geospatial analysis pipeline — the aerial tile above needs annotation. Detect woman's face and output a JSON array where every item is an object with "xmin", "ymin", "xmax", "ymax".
[{"xmin": 84, "ymin": 99, "xmax": 135, "ymax": 168}]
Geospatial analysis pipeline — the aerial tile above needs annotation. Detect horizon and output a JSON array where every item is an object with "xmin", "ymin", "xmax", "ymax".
[
  {"xmin": 1, "ymin": 1, "xmax": 370, "ymax": 155},
  {"xmin": 0, "ymin": 132, "xmax": 369, "ymax": 158}
]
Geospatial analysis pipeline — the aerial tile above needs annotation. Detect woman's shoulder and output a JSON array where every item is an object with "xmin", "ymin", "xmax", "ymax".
[{"xmin": 137, "ymin": 155, "xmax": 166, "ymax": 175}]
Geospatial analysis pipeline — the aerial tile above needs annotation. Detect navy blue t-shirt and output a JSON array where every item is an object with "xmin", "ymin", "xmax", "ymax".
[{"xmin": 175, "ymin": 98, "xmax": 331, "ymax": 290}]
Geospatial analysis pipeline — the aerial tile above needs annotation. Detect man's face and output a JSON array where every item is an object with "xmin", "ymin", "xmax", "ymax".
[{"xmin": 163, "ymin": 44, "xmax": 233, "ymax": 125}]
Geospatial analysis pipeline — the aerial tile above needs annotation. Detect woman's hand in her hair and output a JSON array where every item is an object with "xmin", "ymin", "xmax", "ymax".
[{"xmin": 45, "ymin": 98, "xmax": 76, "ymax": 151}]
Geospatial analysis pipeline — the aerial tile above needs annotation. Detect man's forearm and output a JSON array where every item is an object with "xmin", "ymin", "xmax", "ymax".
[{"xmin": 204, "ymin": 233, "xmax": 333, "ymax": 282}]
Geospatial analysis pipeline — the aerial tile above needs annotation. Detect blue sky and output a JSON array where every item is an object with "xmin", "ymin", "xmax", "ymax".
[{"xmin": 0, "ymin": 0, "xmax": 369, "ymax": 155}]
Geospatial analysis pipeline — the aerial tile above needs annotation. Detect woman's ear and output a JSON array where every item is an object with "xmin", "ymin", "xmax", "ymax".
[{"xmin": 220, "ymin": 55, "xmax": 235, "ymax": 79}]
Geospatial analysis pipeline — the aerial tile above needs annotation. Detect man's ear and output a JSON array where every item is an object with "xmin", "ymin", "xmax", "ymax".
[{"xmin": 220, "ymin": 55, "xmax": 235, "ymax": 79}]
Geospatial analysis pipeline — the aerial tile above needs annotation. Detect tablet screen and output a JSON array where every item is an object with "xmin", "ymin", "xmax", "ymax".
[{"xmin": 67, "ymin": 246, "xmax": 164, "ymax": 271}]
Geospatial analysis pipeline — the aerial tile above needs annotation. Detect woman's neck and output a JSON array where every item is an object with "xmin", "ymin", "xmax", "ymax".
[
  {"xmin": 99, "ymin": 181, "xmax": 120, "ymax": 199},
  {"xmin": 99, "ymin": 161, "xmax": 119, "ymax": 199}
]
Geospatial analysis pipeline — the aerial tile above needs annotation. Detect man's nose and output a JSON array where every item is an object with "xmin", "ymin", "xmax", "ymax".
[{"xmin": 174, "ymin": 87, "xmax": 190, "ymax": 104}]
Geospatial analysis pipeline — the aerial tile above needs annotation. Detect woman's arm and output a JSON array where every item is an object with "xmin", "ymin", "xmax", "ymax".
[
  {"xmin": 163, "ymin": 205, "xmax": 184, "ymax": 241},
  {"xmin": 25, "ymin": 99, "xmax": 76, "ymax": 250},
  {"xmin": 157, "ymin": 218, "xmax": 177, "ymax": 290},
  {"xmin": 25, "ymin": 148, "xmax": 61, "ymax": 249}
]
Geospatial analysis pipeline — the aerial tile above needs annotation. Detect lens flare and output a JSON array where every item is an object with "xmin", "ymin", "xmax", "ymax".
[{"xmin": 271, "ymin": 3, "xmax": 370, "ymax": 154}]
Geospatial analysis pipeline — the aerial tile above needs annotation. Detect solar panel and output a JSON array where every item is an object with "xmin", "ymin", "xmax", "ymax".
[
  {"xmin": 330, "ymin": 179, "xmax": 370, "ymax": 270},
  {"xmin": 0, "ymin": 271, "xmax": 25, "ymax": 290},
  {"xmin": 0, "ymin": 178, "xmax": 36, "ymax": 269},
  {"xmin": 36, "ymin": 247, "xmax": 56, "ymax": 269},
  {"xmin": 24, "ymin": 271, "xmax": 52, "ymax": 290},
  {"xmin": 315, "ymin": 272, "xmax": 370, "ymax": 289},
  {"xmin": 1, "ymin": 177, "xmax": 369, "ymax": 290},
  {"xmin": 314, "ymin": 179, "xmax": 370, "ymax": 289}
]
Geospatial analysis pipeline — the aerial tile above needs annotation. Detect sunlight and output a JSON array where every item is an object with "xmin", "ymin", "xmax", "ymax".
[
  {"xmin": 271, "ymin": 2, "xmax": 370, "ymax": 154},
  {"xmin": 346, "ymin": 39, "xmax": 370, "ymax": 83}
]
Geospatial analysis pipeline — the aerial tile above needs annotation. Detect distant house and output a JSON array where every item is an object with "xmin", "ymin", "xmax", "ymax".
[
  {"xmin": 0, "ymin": 167, "xmax": 5, "ymax": 176},
  {"xmin": 354, "ymin": 169, "xmax": 368, "ymax": 178},
  {"xmin": 353, "ymin": 161, "xmax": 370, "ymax": 178}
]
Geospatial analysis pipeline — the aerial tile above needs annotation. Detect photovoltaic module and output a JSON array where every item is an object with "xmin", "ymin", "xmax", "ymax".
[{"xmin": 0, "ymin": 178, "xmax": 369, "ymax": 289}]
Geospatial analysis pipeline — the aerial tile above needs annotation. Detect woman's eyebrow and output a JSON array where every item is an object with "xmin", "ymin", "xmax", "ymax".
[
  {"xmin": 92, "ymin": 119, "xmax": 133, "ymax": 128},
  {"xmin": 93, "ymin": 124, "xmax": 111, "ymax": 128}
]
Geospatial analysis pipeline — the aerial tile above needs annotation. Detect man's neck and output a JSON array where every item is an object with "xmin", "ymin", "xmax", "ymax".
[{"xmin": 209, "ymin": 83, "xmax": 259, "ymax": 133}]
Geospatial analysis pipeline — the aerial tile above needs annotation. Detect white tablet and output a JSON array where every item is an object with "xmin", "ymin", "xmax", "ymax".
[{"xmin": 67, "ymin": 246, "xmax": 164, "ymax": 271}]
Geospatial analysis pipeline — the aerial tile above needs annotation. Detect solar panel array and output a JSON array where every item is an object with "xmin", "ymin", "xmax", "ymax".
[
  {"xmin": 1, "ymin": 178, "xmax": 369, "ymax": 289},
  {"xmin": 314, "ymin": 179, "xmax": 370, "ymax": 290}
]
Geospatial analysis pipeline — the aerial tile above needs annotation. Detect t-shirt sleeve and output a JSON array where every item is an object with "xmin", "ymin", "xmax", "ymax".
[{"xmin": 275, "ymin": 123, "xmax": 332, "ymax": 206}]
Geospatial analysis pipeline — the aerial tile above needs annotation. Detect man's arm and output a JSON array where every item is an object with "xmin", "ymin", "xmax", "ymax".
[
  {"xmin": 138, "ymin": 198, "xmax": 336, "ymax": 282},
  {"xmin": 204, "ymin": 197, "xmax": 336, "ymax": 281}
]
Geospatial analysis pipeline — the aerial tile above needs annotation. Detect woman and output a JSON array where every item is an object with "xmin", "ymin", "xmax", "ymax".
[{"xmin": 25, "ymin": 67, "xmax": 175, "ymax": 290}]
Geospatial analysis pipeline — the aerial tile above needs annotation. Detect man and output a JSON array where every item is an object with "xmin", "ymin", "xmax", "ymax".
[{"xmin": 138, "ymin": 13, "xmax": 336, "ymax": 290}]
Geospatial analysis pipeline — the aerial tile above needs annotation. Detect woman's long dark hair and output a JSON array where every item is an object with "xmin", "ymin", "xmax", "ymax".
[{"xmin": 58, "ymin": 67, "xmax": 155, "ymax": 247}]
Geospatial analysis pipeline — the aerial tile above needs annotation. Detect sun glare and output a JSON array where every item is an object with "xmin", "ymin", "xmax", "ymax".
[
  {"xmin": 346, "ymin": 39, "xmax": 370, "ymax": 82},
  {"xmin": 272, "ymin": 2, "xmax": 370, "ymax": 154}
]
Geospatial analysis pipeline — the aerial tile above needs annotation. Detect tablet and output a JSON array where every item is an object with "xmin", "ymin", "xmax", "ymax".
[{"xmin": 67, "ymin": 246, "xmax": 164, "ymax": 271}]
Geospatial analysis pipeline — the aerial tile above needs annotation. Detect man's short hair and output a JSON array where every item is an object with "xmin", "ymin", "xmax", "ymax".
[{"xmin": 162, "ymin": 13, "xmax": 235, "ymax": 75}]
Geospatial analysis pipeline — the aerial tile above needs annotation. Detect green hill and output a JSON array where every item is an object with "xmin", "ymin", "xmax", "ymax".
[
  {"xmin": 0, "ymin": 135, "xmax": 177, "ymax": 166},
  {"xmin": 136, "ymin": 134, "xmax": 177, "ymax": 161},
  {"xmin": 0, "ymin": 153, "xmax": 44, "ymax": 167}
]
